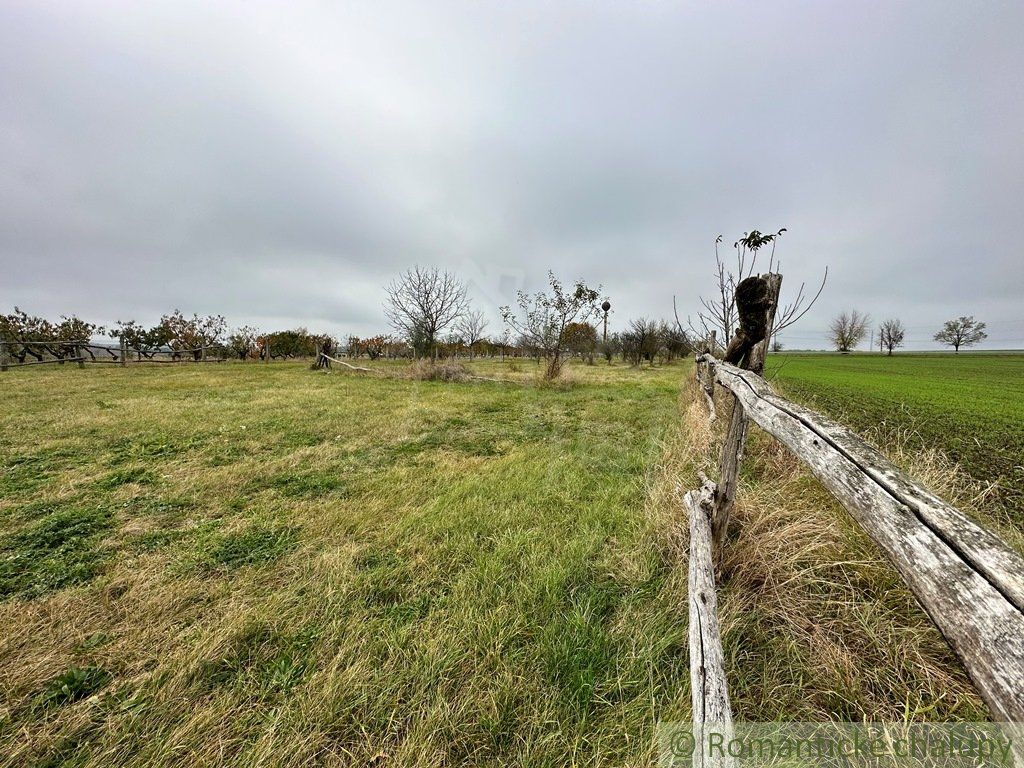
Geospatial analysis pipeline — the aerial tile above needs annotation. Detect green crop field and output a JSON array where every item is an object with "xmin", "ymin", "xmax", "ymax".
[
  {"xmin": 763, "ymin": 353, "xmax": 1024, "ymax": 522},
  {"xmin": 0, "ymin": 359, "xmax": 997, "ymax": 766}
]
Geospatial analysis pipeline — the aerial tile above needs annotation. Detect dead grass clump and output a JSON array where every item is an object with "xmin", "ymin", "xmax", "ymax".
[
  {"xmin": 405, "ymin": 359, "xmax": 471, "ymax": 382},
  {"xmin": 862, "ymin": 424, "xmax": 1024, "ymax": 552},
  {"xmin": 531, "ymin": 368, "xmax": 578, "ymax": 390}
]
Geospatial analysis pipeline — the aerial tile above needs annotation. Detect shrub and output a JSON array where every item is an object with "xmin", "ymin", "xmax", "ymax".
[{"xmin": 405, "ymin": 359, "xmax": 470, "ymax": 382}]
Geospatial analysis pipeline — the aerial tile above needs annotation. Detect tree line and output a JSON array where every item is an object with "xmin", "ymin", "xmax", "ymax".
[
  {"xmin": 0, "ymin": 308, "xmax": 336, "ymax": 363},
  {"xmin": 1, "ymin": 267, "xmax": 694, "ymax": 377},
  {"xmin": 828, "ymin": 312, "xmax": 988, "ymax": 354}
]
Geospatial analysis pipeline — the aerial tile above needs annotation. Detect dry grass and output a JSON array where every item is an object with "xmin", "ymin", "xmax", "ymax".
[
  {"xmin": 674, "ymin": 380, "xmax": 989, "ymax": 722},
  {"xmin": 0, "ymin": 357, "xmax": 1006, "ymax": 767},
  {"xmin": 403, "ymin": 359, "xmax": 472, "ymax": 382},
  {"xmin": 0, "ymin": 358, "xmax": 691, "ymax": 767}
]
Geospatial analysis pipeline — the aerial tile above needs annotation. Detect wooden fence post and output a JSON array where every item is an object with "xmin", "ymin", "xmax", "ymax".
[
  {"xmin": 76, "ymin": 344, "xmax": 85, "ymax": 369},
  {"xmin": 685, "ymin": 479, "xmax": 735, "ymax": 767},
  {"xmin": 712, "ymin": 401, "xmax": 748, "ymax": 552},
  {"xmin": 711, "ymin": 274, "xmax": 781, "ymax": 552},
  {"xmin": 747, "ymin": 273, "xmax": 782, "ymax": 375},
  {"xmin": 120, "ymin": 338, "xmax": 128, "ymax": 367},
  {"xmin": 0, "ymin": 340, "xmax": 8, "ymax": 372}
]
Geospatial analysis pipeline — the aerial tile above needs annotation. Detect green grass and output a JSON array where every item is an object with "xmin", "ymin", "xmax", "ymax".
[
  {"xmin": 0, "ymin": 359, "xmax": 691, "ymax": 766},
  {"xmin": 765, "ymin": 352, "xmax": 1024, "ymax": 520},
  {"xmin": 0, "ymin": 356, "xmax": 1003, "ymax": 766}
]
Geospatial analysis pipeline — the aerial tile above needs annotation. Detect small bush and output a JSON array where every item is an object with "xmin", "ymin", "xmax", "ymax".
[
  {"xmin": 35, "ymin": 666, "xmax": 112, "ymax": 709},
  {"xmin": 405, "ymin": 359, "xmax": 470, "ymax": 382}
]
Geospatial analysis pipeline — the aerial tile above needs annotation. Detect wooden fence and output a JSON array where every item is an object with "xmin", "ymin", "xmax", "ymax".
[
  {"xmin": 0, "ymin": 340, "xmax": 228, "ymax": 371},
  {"xmin": 683, "ymin": 274, "xmax": 1024, "ymax": 766}
]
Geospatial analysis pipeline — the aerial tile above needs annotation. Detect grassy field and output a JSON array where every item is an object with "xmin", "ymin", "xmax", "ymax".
[
  {"xmin": 0, "ymin": 358, "xmax": 997, "ymax": 766},
  {"xmin": 764, "ymin": 353, "xmax": 1024, "ymax": 522}
]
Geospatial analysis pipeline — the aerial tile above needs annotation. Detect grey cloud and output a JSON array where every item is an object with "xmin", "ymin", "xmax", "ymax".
[{"xmin": 1, "ymin": 0, "xmax": 1022, "ymax": 346}]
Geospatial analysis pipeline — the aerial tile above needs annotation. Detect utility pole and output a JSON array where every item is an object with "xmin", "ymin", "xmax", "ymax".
[{"xmin": 601, "ymin": 300, "xmax": 611, "ymax": 342}]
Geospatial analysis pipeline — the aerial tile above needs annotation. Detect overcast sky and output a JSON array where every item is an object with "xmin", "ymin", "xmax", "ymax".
[{"xmin": 2, "ymin": 1, "xmax": 1022, "ymax": 349}]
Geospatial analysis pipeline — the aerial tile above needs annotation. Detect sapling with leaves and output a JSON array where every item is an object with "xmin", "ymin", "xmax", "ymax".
[{"xmin": 500, "ymin": 272, "xmax": 602, "ymax": 380}]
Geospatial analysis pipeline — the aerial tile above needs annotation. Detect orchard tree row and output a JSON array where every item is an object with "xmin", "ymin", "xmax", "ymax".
[
  {"xmin": 2, "ymin": 266, "xmax": 696, "ymax": 377},
  {"xmin": 0, "ymin": 308, "xmax": 335, "ymax": 363}
]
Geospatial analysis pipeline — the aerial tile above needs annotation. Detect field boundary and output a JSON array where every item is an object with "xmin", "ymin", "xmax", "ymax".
[{"xmin": 686, "ymin": 351, "xmax": 1024, "ymax": 751}]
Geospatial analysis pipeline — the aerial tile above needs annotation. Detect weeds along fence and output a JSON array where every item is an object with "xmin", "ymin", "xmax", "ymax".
[
  {"xmin": 685, "ymin": 276, "xmax": 1024, "ymax": 763},
  {"xmin": 0, "ymin": 340, "xmax": 227, "ymax": 370}
]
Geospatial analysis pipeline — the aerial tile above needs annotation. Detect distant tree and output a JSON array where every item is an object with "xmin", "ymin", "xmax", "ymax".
[
  {"xmin": 622, "ymin": 318, "xmax": 662, "ymax": 367},
  {"xmin": 500, "ymin": 272, "xmax": 601, "ymax": 379},
  {"xmin": 264, "ymin": 328, "xmax": 314, "ymax": 359},
  {"xmin": 2, "ymin": 308, "xmax": 45, "ymax": 362},
  {"xmin": 1, "ymin": 308, "xmax": 102, "ymax": 363},
  {"xmin": 599, "ymin": 332, "xmax": 622, "ymax": 365},
  {"xmin": 362, "ymin": 335, "xmax": 388, "ymax": 360},
  {"xmin": 771, "ymin": 338, "xmax": 784, "ymax": 353},
  {"xmin": 829, "ymin": 310, "xmax": 870, "ymax": 353},
  {"xmin": 346, "ymin": 335, "xmax": 362, "ymax": 358},
  {"xmin": 934, "ymin": 316, "xmax": 987, "ymax": 353},
  {"xmin": 53, "ymin": 315, "xmax": 101, "ymax": 343},
  {"xmin": 878, "ymin": 318, "xmax": 906, "ymax": 356},
  {"xmin": 659, "ymin": 322, "xmax": 691, "ymax": 362},
  {"xmin": 563, "ymin": 321, "xmax": 598, "ymax": 364},
  {"xmin": 456, "ymin": 310, "xmax": 488, "ymax": 360},
  {"xmin": 159, "ymin": 310, "xmax": 226, "ymax": 360},
  {"xmin": 494, "ymin": 328, "xmax": 513, "ymax": 361},
  {"xmin": 111, "ymin": 320, "xmax": 161, "ymax": 360},
  {"xmin": 227, "ymin": 326, "xmax": 260, "ymax": 360},
  {"xmin": 385, "ymin": 266, "xmax": 468, "ymax": 359}
]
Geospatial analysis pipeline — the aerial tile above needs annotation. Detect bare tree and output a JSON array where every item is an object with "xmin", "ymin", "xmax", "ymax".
[
  {"xmin": 679, "ymin": 229, "xmax": 827, "ymax": 350},
  {"xmin": 934, "ymin": 316, "xmax": 987, "ymax": 353},
  {"xmin": 456, "ymin": 309, "xmax": 488, "ymax": 360},
  {"xmin": 878, "ymin": 318, "xmax": 906, "ymax": 356},
  {"xmin": 500, "ymin": 272, "xmax": 601, "ymax": 379},
  {"xmin": 622, "ymin": 318, "xmax": 662, "ymax": 367},
  {"xmin": 829, "ymin": 310, "xmax": 871, "ymax": 353},
  {"xmin": 384, "ymin": 266, "xmax": 469, "ymax": 359},
  {"xmin": 599, "ymin": 332, "xmax": 622, "ymax": 365}
]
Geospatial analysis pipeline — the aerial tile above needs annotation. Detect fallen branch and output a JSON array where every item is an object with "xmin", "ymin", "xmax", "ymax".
[{"xmin": 319, "ymin": 354, "xmax": 375, "ymax": 373}]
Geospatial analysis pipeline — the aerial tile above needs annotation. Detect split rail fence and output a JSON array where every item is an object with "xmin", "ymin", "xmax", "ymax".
[
  {"xmin": 0, "ymin": 340, "xmax": 230, "ymax": 371},
  {"xmin": 683, "ymin": 273, "xmax": 1024, "ymax": 766}
]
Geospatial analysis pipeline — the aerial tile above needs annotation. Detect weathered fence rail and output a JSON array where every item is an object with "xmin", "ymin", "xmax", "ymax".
[
  {"xmin": 0, "ymin": 340, "xmax": 228, "ymax": 370},
  {"xmin": 690, "ymin": 351, "xmax": 1024, "ymax": 724},
  {"xmin": 682, "ymin": 271, "xmax": 1024, "ymax": 768}
]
